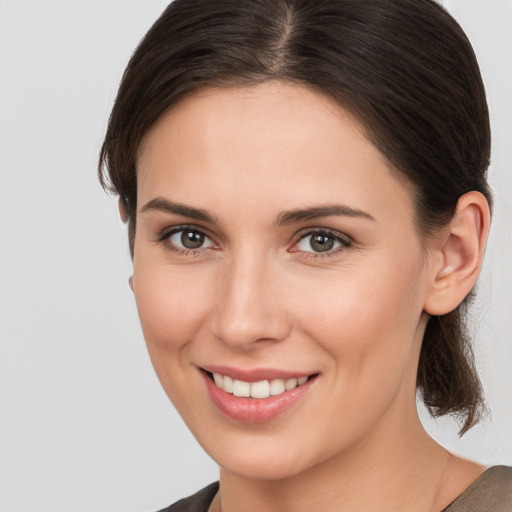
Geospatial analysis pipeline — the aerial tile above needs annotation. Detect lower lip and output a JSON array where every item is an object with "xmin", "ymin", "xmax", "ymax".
[{"xmin": 201, "ymin": 371, "xmax": 316, "ymax": 423}]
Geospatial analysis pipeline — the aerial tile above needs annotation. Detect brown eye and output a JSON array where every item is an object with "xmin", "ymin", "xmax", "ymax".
[
  {"xmin": 167, "ymin": 227, "xmax": 215, "ymax": 251},
  {"xmin": 295, "ymin": 230, "xmax": 350, "ymax": 255},
  {"xmin": 181, "ymin": 230, "xmax": 205, "ymax": 249},
  {"xmin": 309, "ymin": 234, "xmax": 335, "ymax": 252}
]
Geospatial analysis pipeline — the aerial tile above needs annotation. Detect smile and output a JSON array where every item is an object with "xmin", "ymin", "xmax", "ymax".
[
  {"xmin": 212, "ymin": 373, "xmax": 309, "ymax": 399},
  {"xmin": 201, "ymin": 368, "xmax": 318, "ymax": 423}
]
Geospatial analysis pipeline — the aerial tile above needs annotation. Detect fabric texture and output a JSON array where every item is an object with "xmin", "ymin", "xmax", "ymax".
[
  {"xmin": 442, "ymin": 465, "xmax": 512, "ymax": 511},
  {"xmin": 158, "ymin": 482, "xmax": 219, "ymax": 512},
  {"xmin": 158, "ymin": 465, "xmax": 512, "ymax": 511}
]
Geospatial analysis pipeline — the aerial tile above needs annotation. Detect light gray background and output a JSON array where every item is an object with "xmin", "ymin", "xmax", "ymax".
[{"xmin": 0, "ymin": 1, "xmax": 510, "ymax": 511}]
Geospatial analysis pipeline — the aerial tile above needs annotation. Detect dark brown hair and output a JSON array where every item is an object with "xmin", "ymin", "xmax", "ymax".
[{"xmin": 99, "ymin": 0, "xmax": 492, "ymax": 434}]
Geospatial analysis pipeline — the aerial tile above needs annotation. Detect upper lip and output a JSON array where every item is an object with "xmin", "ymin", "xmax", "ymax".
[{"xmin": 200, "ymin": 365, "xmax": 315, "ymax": 382}]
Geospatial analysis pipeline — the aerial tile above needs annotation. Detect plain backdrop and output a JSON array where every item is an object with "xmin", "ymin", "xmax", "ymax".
[{"xmin": 0, "ymin": 1, "xmax": 511, "ymax": 511}]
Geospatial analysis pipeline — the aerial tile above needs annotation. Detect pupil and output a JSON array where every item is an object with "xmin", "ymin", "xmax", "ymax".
[
  {"xmin": 181, "ymin": 230, "xmax": 204, "ymax": 249},
  {"xmin": 310, "ymin": 234, "xmax": 334, "ymax": 252}
]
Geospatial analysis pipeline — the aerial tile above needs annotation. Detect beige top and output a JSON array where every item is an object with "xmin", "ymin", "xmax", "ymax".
[{"xmin": 160, "ymin": 465, "xmax": 512, "ymax": 512}]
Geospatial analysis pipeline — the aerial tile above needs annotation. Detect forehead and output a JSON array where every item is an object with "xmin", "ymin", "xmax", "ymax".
[
  {"xmin": 137, "ymin": 82, "xmax": 357, "ymax": 167},
  {"xmin": 136, "ymin": 82, "xmax": 414, "ymax": 222}
]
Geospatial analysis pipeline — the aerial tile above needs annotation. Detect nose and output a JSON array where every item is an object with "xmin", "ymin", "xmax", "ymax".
[{"xmin": 210, "ymin": 251, "xmax": 291, "ymax": 349}]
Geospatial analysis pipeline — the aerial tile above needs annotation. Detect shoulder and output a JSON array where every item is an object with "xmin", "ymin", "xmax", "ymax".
[
  {"xmin": 156, "ymin": 482, "xmax": 219, "ymax": 512},
  {"xmin": 443, "ymin": 466, "xmax": 512, "ymax": 511}
]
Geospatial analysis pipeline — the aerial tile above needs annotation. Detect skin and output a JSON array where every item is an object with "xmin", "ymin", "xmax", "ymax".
[{"xmin": 131, "ymin": 82, "xmax": 490, "ymax": 512}]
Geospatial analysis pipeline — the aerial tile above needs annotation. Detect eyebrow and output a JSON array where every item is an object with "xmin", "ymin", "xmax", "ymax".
[
  {"xmin": 275, "ymin": 205, "xmax": 376, "ymax": 226},
  {"xmin": 140, "ymin": 197, "xmax": 375, "ymax": 226},
  {"xmin": 139, "ymin": 197, "xmax": 218, "ymax": 224}
]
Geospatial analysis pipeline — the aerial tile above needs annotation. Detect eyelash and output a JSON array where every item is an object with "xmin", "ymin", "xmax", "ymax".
[
  {"xmin": 155, "ymin": 225, "xmax": 352, "ymax": 259},
  {"xmin": 156, "ymin": 225, "xmax": 218, "ymax": 258},
  {"xmin": 293, "ymin": 228, "xmax": 352, "ymax": 259}
]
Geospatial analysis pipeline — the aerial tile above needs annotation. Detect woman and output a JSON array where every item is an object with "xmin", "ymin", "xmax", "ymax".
[{"xmin": 99, "ymin": 0, "xmax": 511, "ymax": 510}]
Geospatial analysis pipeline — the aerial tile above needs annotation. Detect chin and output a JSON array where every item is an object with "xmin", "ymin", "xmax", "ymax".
[
  {"xmin": 199, "ymin": 432, "xmax": 323, "ymax": 481},
  {"xmin": 221, "ymin": 453, "xmax": 311, "ymax": 481}
]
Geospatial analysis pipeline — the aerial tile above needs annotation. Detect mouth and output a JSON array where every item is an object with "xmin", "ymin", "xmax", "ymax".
[
  {"xmin": 205, "ymin": 370, "xmax": 312, "ymax": 398},
  {"xmin": 200, "ymin": 367, "xmax": 319, "ymax": 423}
]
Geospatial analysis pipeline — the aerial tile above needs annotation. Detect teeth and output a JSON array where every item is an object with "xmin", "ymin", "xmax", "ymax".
[
  {"xmin": 232, "ymin": 380, "xmax": 251, "ymax": 397},
  {"xmin": 212, "ymin": 373, "xmax": 310, "ymax": 398},
  {"xmin": 250, "ymin": 380, "xmax": 270, "ymax": 398},
  {"xmin": 213, "ymin": 373, "xmax": 223, "ymax": 387},
  {"xmin": 285, "ymin": 378, "xmax": 298, "ymax": 390},
  {"xmin": 269, "ymin": 379, "xmax": 285, "ymax": 396},
  {"xmin": 223, "ymin": 375, "xmax": 234, "ymax": 393}
]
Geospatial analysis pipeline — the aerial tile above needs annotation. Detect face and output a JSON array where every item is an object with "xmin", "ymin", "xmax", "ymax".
[{"xmin": 133, "ymin": 82, "xmax": 435, "ymax": 480}]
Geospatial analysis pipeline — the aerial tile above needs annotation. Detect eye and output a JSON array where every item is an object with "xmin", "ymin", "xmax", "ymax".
[
  {"xmin": 163, "ymin": 226, "xmax": 216, "ymax": 252},
  {"xmin": 294, "ymin": 230, "xmax": 351, "ymax": 254}
]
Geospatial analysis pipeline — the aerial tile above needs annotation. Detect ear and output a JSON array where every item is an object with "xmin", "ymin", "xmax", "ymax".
[
  {"xmin": 118, "ymin": 197, "xmax": 129, "ymax": 223},
  {"xmin": 424, "ymin": 191, "xmax": 490, "ymax": 316}
]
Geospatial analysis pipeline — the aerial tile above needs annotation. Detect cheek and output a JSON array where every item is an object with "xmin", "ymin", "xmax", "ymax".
[
  {"xmin": 294, "ymin": 256, "xmax": 426, "ymax": 386},
  {"xmin": 281, "ymin": 261, "xmax": 427, "ymax": 455},
  {"xmin": 132, "ymin": 260, "xmax": 215, "ymax": 372}
]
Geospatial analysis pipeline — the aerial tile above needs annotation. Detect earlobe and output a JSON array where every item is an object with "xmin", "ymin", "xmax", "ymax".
[{"xmin": 424, "ymin": 191, "xmax": 490, "ymax": 316}]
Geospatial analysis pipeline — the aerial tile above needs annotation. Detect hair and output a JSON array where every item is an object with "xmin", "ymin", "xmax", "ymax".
[{"xmin": 99, "ymin": 0, "xmax": 492, "ymax": 434}]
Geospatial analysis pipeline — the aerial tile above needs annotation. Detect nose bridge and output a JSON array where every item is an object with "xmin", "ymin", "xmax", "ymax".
[{"xmin": 212, "ymin": 247, "xmax": 289, "ymax": 348}]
